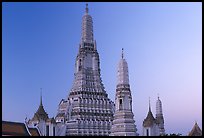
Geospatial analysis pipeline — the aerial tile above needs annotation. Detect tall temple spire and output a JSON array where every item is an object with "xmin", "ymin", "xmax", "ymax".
[
  {"xmin": 110, "ymin": 50, "xmax": 137, "ymax": 136},
  {"xmin": 61, "ymin": 4, "xmax": 114, "ymax": 136},
  {"xmin": 156, "ymin": 95, "xmax": 165, "ymax": 135}
]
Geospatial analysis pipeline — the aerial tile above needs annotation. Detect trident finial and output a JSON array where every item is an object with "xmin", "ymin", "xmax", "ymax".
[
  {"xmin": 122, "ymin": 48, "xmax": 124, "ymax": 59},
  {"xmin": 85, "ymin": 3, "xmax": 89, "ymax": 14}
]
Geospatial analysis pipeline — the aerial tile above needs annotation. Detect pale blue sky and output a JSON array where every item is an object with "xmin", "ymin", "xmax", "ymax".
[{"xmin": 2, "ymin": 2, "xmax": 202, "ymax": 135}]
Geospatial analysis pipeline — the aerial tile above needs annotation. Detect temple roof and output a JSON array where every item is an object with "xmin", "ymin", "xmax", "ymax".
[
  {"xmin": 56, "ymin": 112, "xmax": 65, "ymax": 117},
  {"xmin": 32, "ymin": 92, "xmax": 48, "ymax": 121},
  {"xmin": 28, "ymin": 127, "xmax": 41, "ymax": 136},
  {"xmin": 2, "ymin": 121, "xmax": 30, "ymax": 136},
  {"xmin": 143, "ymin": 99, "xmax": 156, "ymax": 127},
  {"xmin": 32, "ymin": 104, "xmax": 49, "ymax": 121},
  {"xmin": 143, "ymin": 109, "xmax": 156, "ymax": 127},
  {"xmin": 43, "ymin": 117, "xmax": 56, "ymax": 124},
  {"xmin": 2, "ymin": 120, "xmax": 41, "ymax": 136},
  {"xmin": 188, "ymin": 122, "xmax": 202, "ymax": 136}
]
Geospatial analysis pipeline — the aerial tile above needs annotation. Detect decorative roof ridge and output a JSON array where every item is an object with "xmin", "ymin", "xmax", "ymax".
[{"xmin": 145, "ymin": 109, "xmax": 156, "ymax": 121}]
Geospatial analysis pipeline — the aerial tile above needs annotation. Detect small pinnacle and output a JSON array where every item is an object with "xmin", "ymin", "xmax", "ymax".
[{"xmin": 85, "ymin": 3, "xmax": 88, "ymax": 14}]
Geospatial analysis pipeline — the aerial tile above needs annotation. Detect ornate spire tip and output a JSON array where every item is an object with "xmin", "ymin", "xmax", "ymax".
[
  {"xmin": 85, "ymin": 3, "xmax": 89, "ymax": 14},
  {"xmin": 122, "ymin": 48, "xmax": 124, "ymax": 59}
]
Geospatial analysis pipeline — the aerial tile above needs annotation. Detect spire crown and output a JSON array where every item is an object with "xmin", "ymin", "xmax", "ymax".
[
  {"xmin": 117, "ymin": 50, "xmax": 129, "ymax": 85},
  {"xmin": 85, "ymin": 3, "xmax": 89, "ymax": 14},
  {"xmin": 156, "ymin": 94, "xmax": 163, "ymax": 116},
  {"xmin": 122, "ymin": 48, "xmax": 124, "ymax": 59},
  {"xmin": 81, "ymin": 3, "xmax": 94, "ymax": 44}
]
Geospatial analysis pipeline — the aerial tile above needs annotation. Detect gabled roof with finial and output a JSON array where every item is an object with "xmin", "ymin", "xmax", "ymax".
[
  {"xmin": 32, "ymin": 88, "xmax": 48, "ymax": 121},
  {"xmin": 143, "ymin": 97, "xmax": 156, "ymax": 127},
  {"xmin": 188, "ymin": 122, "xmax": 202, "ymax": 136}
]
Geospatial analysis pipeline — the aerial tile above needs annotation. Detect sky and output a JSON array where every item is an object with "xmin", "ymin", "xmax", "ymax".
[{"xmin": 2, "ymin": 2, "xmax": 202, "ymax": 136}]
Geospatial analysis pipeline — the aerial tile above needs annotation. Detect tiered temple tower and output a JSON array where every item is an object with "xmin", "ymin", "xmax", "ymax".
[
  {"xmin": 110, "ymin": 49, "xmax": 137, "ymax": 136},
  {"xmin": 56, "ymin": 4, "xmax": 114, "ymax": 136},
  {"xmin": 156, "ymin": 96, "xmax": 165, "ymax": 135}
]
